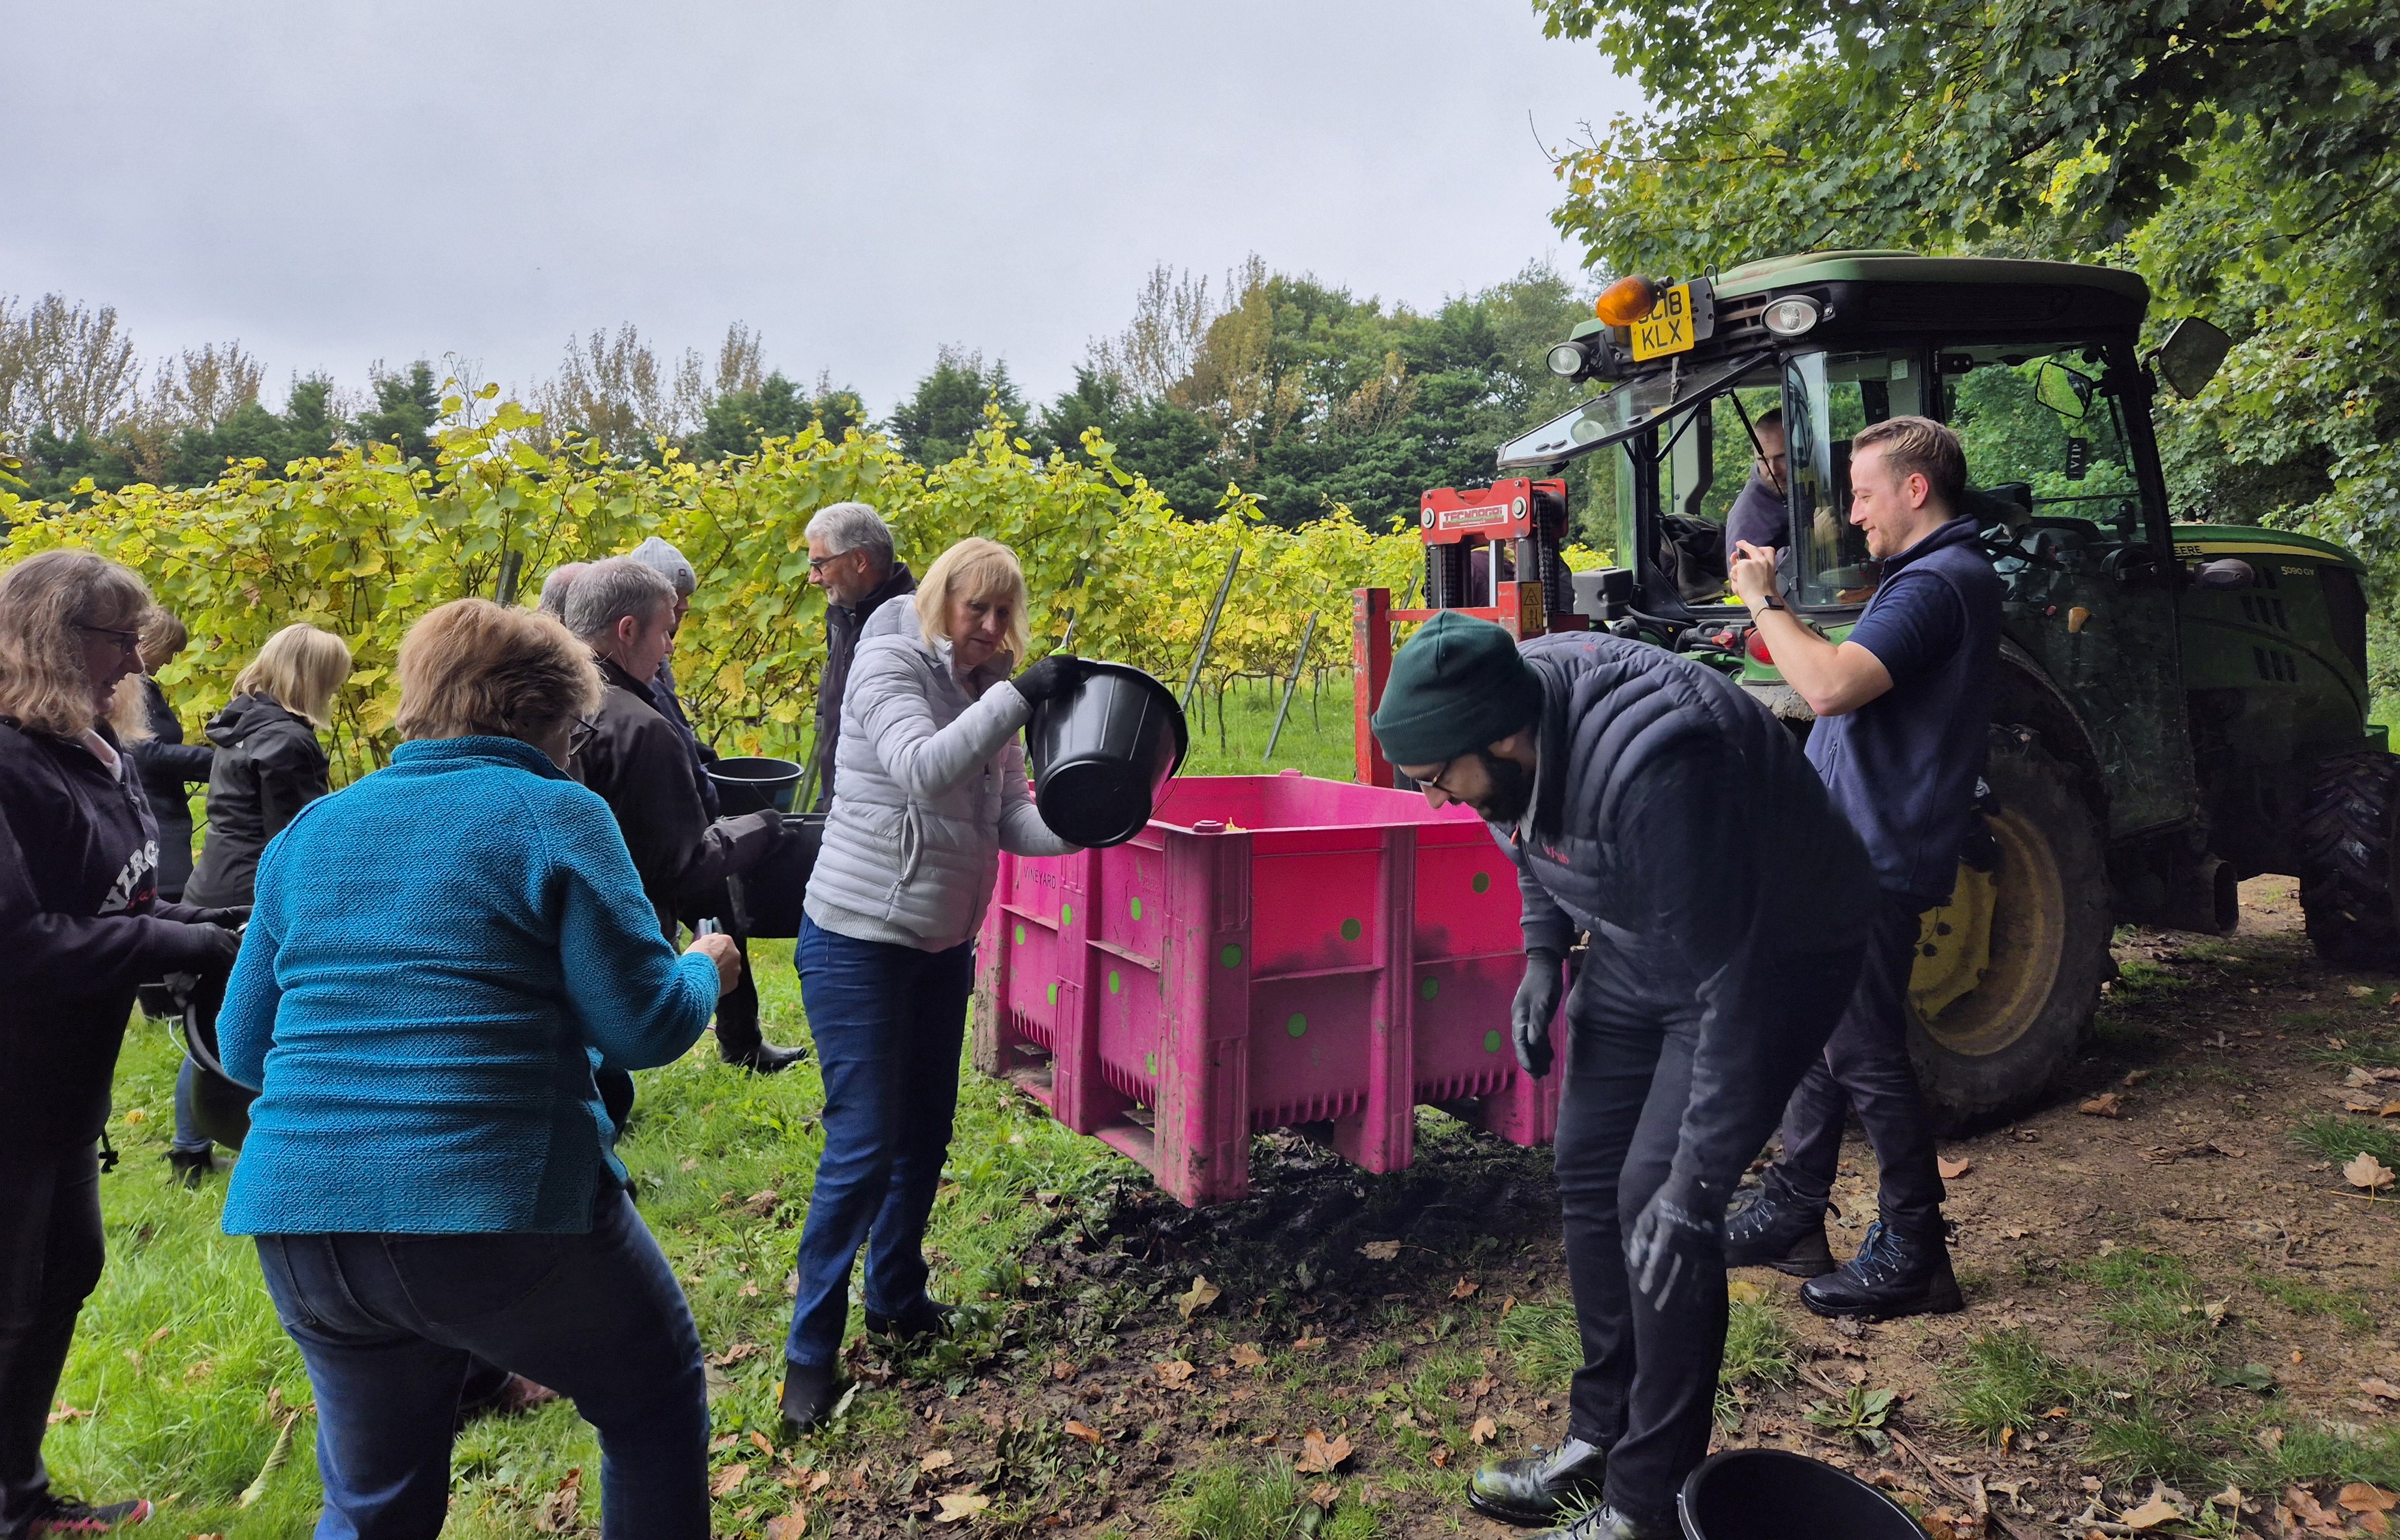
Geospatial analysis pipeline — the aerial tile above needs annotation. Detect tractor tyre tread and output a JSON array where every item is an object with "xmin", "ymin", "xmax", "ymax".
[{"xmin": 2299, "ymin": 750, "xmax": 2400, "ymax": 969}]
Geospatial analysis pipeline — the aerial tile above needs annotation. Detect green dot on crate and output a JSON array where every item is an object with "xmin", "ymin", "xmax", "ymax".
[
  {"xmin": 1340, "ymin": 918, "xmax": 1361, "ymax": 942},
  {"xmin": 1420, "ymin": 977, "xmax": 1439, "ymax": 1001},
  {"xmin": 1145, "ymin": 1052, "xmax": 1157, "ymax": 1076},
  {"xmin": 1483, "ymin": 1029, "xmax": 1502, "ymax": 1054},
  {"xmin": 1220, "ymin": 944, "xmax": 1242, "ymax": 968},
  {"xmin": 1472, "ymin": 872, "xmax": 1491, "ymax": 894},
  {"xmin": 1014, "ymin": 924, "xmax": 1026, "ymax": 946},
  {"xmin": 1286, "ymin": 1014, "xmax": 1307, "ymax": 1038},
  {"xmin": 1130, "ymin": 897, "xmax": 1142, "ymax": 920},
  {"xmin": 1108, "ymin": 970, "xmax": 1121, "ymax": 995},
  {"xmin": 1046, "ymin": 982, "xmax": 1058, "ymax": 1005},
  {"xmin": 1061, "ymin": 902, "xmax": 1073, "ymax": 926}
]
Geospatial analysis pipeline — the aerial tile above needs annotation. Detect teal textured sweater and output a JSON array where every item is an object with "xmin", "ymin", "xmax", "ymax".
[{"xmin": 218, "ymin": 736, "xmax": 720, "ymax": 1235}]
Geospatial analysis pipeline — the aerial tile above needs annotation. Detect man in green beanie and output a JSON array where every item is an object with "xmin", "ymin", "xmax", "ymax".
[{"xmin": 1373, "ymin": 612, "xmax": 1874, "ymax": 1540}]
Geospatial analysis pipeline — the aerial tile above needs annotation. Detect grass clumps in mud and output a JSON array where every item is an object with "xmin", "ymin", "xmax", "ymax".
[
  {"xmin": 1160, "ymin": 1458, "xmax": 1381, "ymax": 1540},
  {"xmin": 2290, "ymin": 1112, "xmax": 2400, "ymax": 1170},
  {"xmin": 1941, "ymin": 1329, "xmax": 2083, "ymax": 1443}
]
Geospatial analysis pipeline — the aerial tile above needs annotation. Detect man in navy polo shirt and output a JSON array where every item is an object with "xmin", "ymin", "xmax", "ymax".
[{"xmin": 1724, "ymin": 415, "xmax": 2001, "ymax": 1319}]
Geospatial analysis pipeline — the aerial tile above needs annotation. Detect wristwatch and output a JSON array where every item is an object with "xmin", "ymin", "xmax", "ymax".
[{"xmin": 1759, "ymin": 594, "xmax": 1789, "ymax": 613}]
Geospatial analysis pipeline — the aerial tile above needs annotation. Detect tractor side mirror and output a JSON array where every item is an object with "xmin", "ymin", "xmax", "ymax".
[{"xmin": 2154, "ymin": 317, "xmax": 2233, "ymax": 400}]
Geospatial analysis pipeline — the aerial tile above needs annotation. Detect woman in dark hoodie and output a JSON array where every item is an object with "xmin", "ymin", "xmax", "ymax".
[
  {"xmin": 0, "ymin": 550, "xmax": 247, "ymax": 1539},
  {"xmin": 125, "ymin": 611, "xmax": 212, "ymax": 902},
  {"xmin": 172, "ymin": 623, "xmax": 352, "ymax": 1179}
]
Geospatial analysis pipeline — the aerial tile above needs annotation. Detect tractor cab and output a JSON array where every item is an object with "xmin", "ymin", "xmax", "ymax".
[{"xmin": 1354, "ymin": 249, "xmax": 2390, "ymax": 1132}]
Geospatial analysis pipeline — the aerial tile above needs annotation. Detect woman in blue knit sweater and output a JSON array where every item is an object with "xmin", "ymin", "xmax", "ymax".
[{"xmin": 215, "ymin": 599, "xmax": 740, "ymax": 1540}]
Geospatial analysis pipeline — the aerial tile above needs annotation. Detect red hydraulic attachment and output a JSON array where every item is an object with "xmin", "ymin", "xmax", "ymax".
[{"xmin": 1354, "ymin": 477, "xmax": 1587, "ymax": 786}]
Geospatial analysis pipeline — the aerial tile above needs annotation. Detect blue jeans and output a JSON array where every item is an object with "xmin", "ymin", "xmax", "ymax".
[
  {"xmin": 171, "ymin": 1056, "xmax": 214, "ymax": 1155},
  {"xmin": 253, "ymin": 1191, "xmax": 708, "ymax": 1540},
  {"xmin": 784, "ymin": 917, "xmax": 973, "ymax": 1371}
]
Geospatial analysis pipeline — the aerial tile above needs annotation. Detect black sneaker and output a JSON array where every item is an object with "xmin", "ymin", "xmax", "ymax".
[
  {"xmin": 1721, "ymin": 1182, "xmax": 1834, "ymax": 1277},
  {"xmin": 1531, "ymin": 1502, "xmax": 1674, "ymax": 1540},
  {"xmin": 22, "ymin": 1494, "xmax": 154, "ymax": 1535},
  {"xmin": 1468, "ymin": 1436, "xmax": 1608, "ymax": 1526},
  {"xmin": 722, "ymin": 1039, "xmax": 808, "ymax": 1074},
  {"xmin": 779, "ymin": 1361, "xmax": 841, "ymax": 1434},
  {"xmin": 164, "ymin": 1148, "xmax": 214, "ymax": 1189},
  {"xmin": 1799, "ymin": 1220, "xmax": 1964, "ymax": 1321}
]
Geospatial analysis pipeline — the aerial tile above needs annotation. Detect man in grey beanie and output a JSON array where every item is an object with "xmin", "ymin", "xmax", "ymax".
[
  {"xmin": 1372, "ymin": 613, "xmax": 1873, "ymax": 1540},
  {"xmin": 619, "ymin": 535, "xmax": 806, "ymax": 1074}
]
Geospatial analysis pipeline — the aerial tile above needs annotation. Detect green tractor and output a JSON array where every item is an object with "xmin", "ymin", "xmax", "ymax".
[{"xmin": 1488, "ymin": 250, "xmax": 2388, "ymax": 1129}]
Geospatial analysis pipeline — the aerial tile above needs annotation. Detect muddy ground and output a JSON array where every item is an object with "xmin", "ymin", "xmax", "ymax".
[{"xmin": 786, "ymin": 878, "xmax": 2400, "ymax": 1538}]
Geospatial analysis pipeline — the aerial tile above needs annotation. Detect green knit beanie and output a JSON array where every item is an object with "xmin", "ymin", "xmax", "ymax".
[{"xmin": 1370, "ymin": 611, "xmax": 1544, "ymax": 767}]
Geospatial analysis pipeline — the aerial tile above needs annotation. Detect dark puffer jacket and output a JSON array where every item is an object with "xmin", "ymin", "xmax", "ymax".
[
  {"xmin": 184, "ymin": 694, "xmax": 331, "ymax": 909},
  {"xmin": 127, "ymin": 676, "xmax": 213, "ymax": 900},
  {"xmin": 1, "ymin": 718, "xmax": 232, "ymax": 1146}
]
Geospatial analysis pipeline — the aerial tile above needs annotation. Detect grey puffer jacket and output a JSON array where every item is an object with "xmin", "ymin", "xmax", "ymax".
[{"xmin": 804, "ymin": 602, "xmax": 1075, "ymax": 950}]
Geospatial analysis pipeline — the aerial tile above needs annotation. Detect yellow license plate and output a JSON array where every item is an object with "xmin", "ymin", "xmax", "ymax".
[{"xmin": 1630, "ymin": 283, "xmax": 1697, "ymax": 361}]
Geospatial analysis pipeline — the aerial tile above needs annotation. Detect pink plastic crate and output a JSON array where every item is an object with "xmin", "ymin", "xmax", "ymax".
[{"xmin": 973, "ymin": 770, "xmax": 1565, "ymax": 1206}]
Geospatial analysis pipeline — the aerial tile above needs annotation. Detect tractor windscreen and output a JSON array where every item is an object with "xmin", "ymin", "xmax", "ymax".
[
  {"xmin": 1786, "ymin": 343, "xmax": 2147, "ymax": 608},
  {"xmin": 1496, "ymin": 348, "xmax": 1774, "ymax": 471}
]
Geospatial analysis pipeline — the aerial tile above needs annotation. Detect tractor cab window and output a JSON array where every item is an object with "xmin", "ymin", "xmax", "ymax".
[
  {"xmin": 1786, "ymin": 349, "xmax": 1930, "ymax": 607},
  {"xmin": 1647, "ymin": 377, "xmax": 1786, "ymax": 610},
  {"xmin": 1937, "ymin": 343, "xmax": 2144, "ymax": 550}
]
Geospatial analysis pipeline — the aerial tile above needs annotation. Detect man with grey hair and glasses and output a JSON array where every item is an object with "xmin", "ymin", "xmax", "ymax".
[
  {"xmin": 803, "ymin": 502, "xmax": 914, "ymax": 812},
  {"xmin": 566, "ymin": 557, "xmax": 799, "ymax": 1079}
]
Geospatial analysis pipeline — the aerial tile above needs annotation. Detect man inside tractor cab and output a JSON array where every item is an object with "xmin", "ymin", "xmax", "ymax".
[
  {"xmin": 1726, "ymin": 415, "xmax": 2002, "ymax": 1320},
  {"xmin": 1720, "ymin": 409, "xmax": 1789, "ymax": 562},
  {"xmin": 1372, "ymin": 611, "xmax": 1873, "ymax": 1540}
]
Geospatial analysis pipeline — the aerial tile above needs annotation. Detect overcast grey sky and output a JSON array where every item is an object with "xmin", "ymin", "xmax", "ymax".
[{"xmin": 1, "ymin": 0, "xmax": 1639, "ymax": 416}]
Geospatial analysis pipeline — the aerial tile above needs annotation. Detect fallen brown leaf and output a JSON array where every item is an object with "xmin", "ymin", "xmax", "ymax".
[
  {"xmin": 1430, "ymin": 1446, "xmax": 1450, "ymax": 1467},
  {"xmin": 1936, "ymin": 1155, "xmax": 1972, "ymax": 1179},
  {"xmin": 1064, "ymin": 1420, "xmax": 1103, "ymax": 1445},
  {"xmin": 1469, "ymin": 1415, "xmax": 1499, "ymax": 1445},
  {"xmin": 920, "ymin": 1449, "xmax": 955, "ymax": 1472},
  {"xmin": 2287, "ymin": 1485, "xmax": 2349, "ymax": 1535},
  {"xmin": 1307, "ymin": 1482, "xmax": 1340, "ymax": 1510},
  {"xmin": 1292, "ymin": 1334, "xmax": 1327, "ymax": 1350},
  {"xmin": 1450, "ymin": 1277, "xmax": 1480, "ymax": 1301},
  {"xmin": 1229, "ymin": 1343, "xmax": 1267, "ymax": 1368},
  {"xmin": 2361, "ymin": 1378, "xmax": 2400, "ymax": 1401},
  {"xmin": 743, "ymin": 1190, "xmax": 779, "ymax": 1217},
  {"xmin": 710, "ymin": 1464, "xmax": 750, "ymax": 1498},
  {"xmin": 2119, "ymin": 1483, "xmax": 2189, "ymax": 1529},
  {"xmin": 749, "ymin": 1429, "xmax": 775, "ymax": 1456},
  {"xmin": 707, "ymin": 1342, "xmax": 766, "ymax": 1368},
  {"xmin": 2079, "ymin": 1092, "xmax": 2125, "ymax": 1118},
  {"xmin": 2342, "ymin": 1483, "xmax": 2399, "ymax": 1513},
  {"xmin": 1295, "ymin": 1429, "xmax": 1354, "ymax": 1475},
  {"xmin": 1178, "ymin": 1276, "xmax": 1222, "ymax": 1321},
  {"xmin": 44, "ymin": 1404, "xmax": 86, "ymax": 1425},
  {"xmin": 1156, "ymin": 1359, "xmax": 1196, "ymax": 1389},
  {"xmin": 1358, "ymin": 1240, "xmax": 1401, "ymax": 1260},
  {"xmin": 2345, "ymin": 1151, "xmax": 2396, "ymax": 1193},
  {"xmin": 934, "ymin": 1490, "xmax": 989, "ymax": 1523},
  {"xmin": 763, "ymin": 1509, "xmax": 808, "ymax": 1540},
  {"xmin": 532, "ymin": 1467, "xmax": 583, "ymax": 1534}
]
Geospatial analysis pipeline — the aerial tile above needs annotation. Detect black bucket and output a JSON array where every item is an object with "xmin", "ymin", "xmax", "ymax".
[
  {"xmin": 176, "ymin": 972, "xmax": 254, "ymax": 1151},
  {"xmin": 707, "ymin": 755, "xmax": 805, "ymax": 815},
  {"xmin": 1678, "ymin": 1449, "xmax": 1925, "ymax": 1540},
  {"xmin": 1027, "ymin": 662, "xmax": 1188, "ymax": 849},
  {"xmin": 730, "ymin": 813, "xmax": 824, "ymax": 939}
]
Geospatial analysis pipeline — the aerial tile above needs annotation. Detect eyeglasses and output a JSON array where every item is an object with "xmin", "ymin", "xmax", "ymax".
[
  {"xmin": 76, "ymin": 625, "xmax": 143, "ymax": 659},
  {"xmin": 568, "ymin": 716, "xmax": 599, "ymax": 755},
  {"xmin": 806, "ymin": 552, "xmax": 859, "ymax": 572}
]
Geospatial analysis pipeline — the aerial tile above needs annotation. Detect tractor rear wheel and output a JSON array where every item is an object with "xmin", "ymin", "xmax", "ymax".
[
  {"xmin": 1906, "ymin": 727, "xmax": 2112, "ymax": 1133},
  {"xmin": 2299, "ymin": 751, "xmax": 2400, "ymax": 968}
]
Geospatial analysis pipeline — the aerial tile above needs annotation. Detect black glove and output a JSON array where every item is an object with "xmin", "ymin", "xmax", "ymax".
[
  {"xmin": 181, "ymin": 921, "xmax": 244, "ymax": 978},
  {"xmin": 1012, "ymin": 653, "xmax": 1087, "ymax": 706},
  {"xmin": 190, "ymin": 905, "xmax": 251, "ymax": 929},
  {"xmin": 1624, "ymin": 1170, "xmax": 1727, "ymax": 1311},
  {"xmin": 1511, "ymin": 948, "xmax": 1563, "ymax": 1077}
]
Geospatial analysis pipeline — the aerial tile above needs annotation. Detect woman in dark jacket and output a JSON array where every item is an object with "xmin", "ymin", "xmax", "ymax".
[
  {"xmin": 173, "ymin": 623, "xmax": 351, "ymax": 1178},
  {"xmin": 0, "ymin": 550, "xmax": 247, "ymax": 1539},
  {"xmin": 124, "ymin": 612, "xmax": 211, "ymax": 902}
]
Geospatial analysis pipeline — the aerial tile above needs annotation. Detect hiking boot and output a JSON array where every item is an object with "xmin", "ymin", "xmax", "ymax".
[
  {"xmin": 1799, "ymin": 1220, "xmax": 1964, "ymax": 1321},
  {"xmin": 779, "ymin": 1361, "xmax": 841, "ymax": 1434},
  {"xmin": 865, "ymin": 1299, "xmax": 958, "ymax": 1344},
  {"xmin": 1721, "ymin": 1181, "xmax": 1834, "ymax": 1277},
  {"xmin": 1530, "ymin": 1503, "xmax": 1675, "ymax": 1540},
  {"xmin": 164, "ymin": 1148, "xmax": 214, "ymax": 1189},
  {"xmin": 1467, "ymin": 1435, "xmax": 1607, "ymax": 1526},
  {"xmin": 22, "ymin": 1494, "xmax": 154, "ymax": 1535},
  {"xmin": 722, "ymin": 1039, "xmax": 808, "ymax": 1074}
]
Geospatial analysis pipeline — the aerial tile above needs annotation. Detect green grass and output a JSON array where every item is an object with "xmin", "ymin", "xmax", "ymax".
[
  {"xmin": 1178, "ymin": 674, "xmax": 1358, "ymax": 780},
  {"xmin": 1160, "ymin": 1458, "xmax": 1384, "ymax": 1540},
  {"xmin": 2248, "ymin": 1268, "xmax": 2377, "ymax": 1333},
  {"xmin": 1941, "ymin": 1329, "xmax": 2083, "ymax": 1443},
  {"xmin": 49, "ymin": 948, "xmax": 1133, "ymax": 1537},
  {"xmin": 2290, "ymin": 1113, "xmax": 2400, "ymax": 1169},
  {"xmin": 1496, "ymin": 1301, "xmax": 1580, "ymax": 1392}
]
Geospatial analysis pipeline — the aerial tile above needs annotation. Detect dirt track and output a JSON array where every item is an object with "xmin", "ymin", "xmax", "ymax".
[{"xmin": 813, "ymin": 877, "xmax": 2400, "ymax": 1537}]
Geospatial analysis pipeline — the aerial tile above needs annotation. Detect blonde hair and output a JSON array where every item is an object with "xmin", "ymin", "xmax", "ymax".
[
  {"xmin": 914, "ymin": 536, "xmax": 1030, "ymax": 667},
  {"xmin": 394, "ymin": 599, "xmax": 602, "ymax": 745},
  {"xmin": 139, "ymin": 609, "xmax": 189, "ymax": 671},
  {"xmin": 0, "ymin": 549, "xmax": 155, "ymax": 737},
  {"xmin": 234, "ymin": 623, "xmax": 353, "ymax": 729}
]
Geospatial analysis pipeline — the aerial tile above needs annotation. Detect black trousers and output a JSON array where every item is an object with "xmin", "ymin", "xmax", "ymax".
[
  {"xmin": 1554, "ymin": 936, "xmax": 1862, "ymax": 1527},
  {"xmin": 1766, "ymin": 893, "xmax": 1948, "ymax": 1235},
  {"xmin": 709, "ymin": 933, "xmax": 763, "ymax": 1058},
  {"xmin": 0, "ymin": 1143, "xmax": 106, "ymax": 1532}
]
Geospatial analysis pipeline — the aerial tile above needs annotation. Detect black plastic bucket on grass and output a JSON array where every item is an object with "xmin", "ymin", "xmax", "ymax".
[
  {"xmin": 730, "ymin": 813, "xmax": 824, "ymax": 939},
  {"xmin": 1028, "ymin": 662, "xmax": 1188, "ymax": 849},
  {"xmin": 707, "ymin": 755, "xmax": 805, "ymax": 815},
  {"xmin": 1678, "ymin": 1448, "xmax": 1925, "ymax": 1540}
]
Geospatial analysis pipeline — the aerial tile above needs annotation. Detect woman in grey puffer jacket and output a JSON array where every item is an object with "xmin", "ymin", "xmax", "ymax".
[{"xmin": 779, "ymin": 537, "xmax": 1084, "ymax": 1430}]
